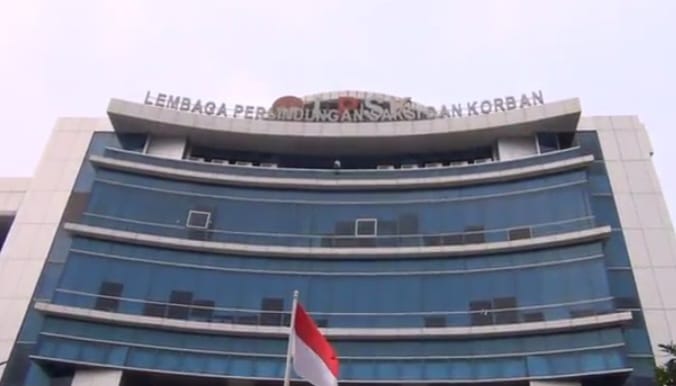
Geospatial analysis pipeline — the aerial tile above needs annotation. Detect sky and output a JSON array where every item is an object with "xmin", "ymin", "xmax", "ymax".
[{"xmin": 0, "ymin": 0, "xmax": 675, "ymax": 216}]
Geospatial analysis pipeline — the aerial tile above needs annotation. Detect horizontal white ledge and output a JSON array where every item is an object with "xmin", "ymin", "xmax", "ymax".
[
  {"xmin": 89, "ymin": 154, "xmax": 594, "ymax": 191},
  {"xmin": 35, "ymin": 302, "xmax": 632, "ymax": 340},
  {"xmin": 63, "ymin": 222, "xmax": 612, "ymax": 258},
  {"xmin": 29, "ymin": 355, "xmax": 634, "ymax": 383}
]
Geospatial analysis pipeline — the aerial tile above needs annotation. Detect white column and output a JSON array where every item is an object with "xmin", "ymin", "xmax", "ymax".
[
  {"xmin": 0, "ymin": 118, "xmax": 111, "ymax": 380},
  {"xmin": 71, "ymin": 369, "xmax": 122, "ymax": 386},
  {"xmin": 581, "ymin": 115, "xmax": 676, "ymax": 362}
]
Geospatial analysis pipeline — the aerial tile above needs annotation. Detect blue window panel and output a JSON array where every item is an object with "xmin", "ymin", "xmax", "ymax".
[
  {"xmin": 183, "ymin": 352, "xmax": 208, "ymax": 373},
  {"xmin": 154, "ymin": 350, "xmax": 183, "ymax": 371},
  {"xmin": 501, "ymin": 358, "xmax": 527, "ymax": 378},
  {"xmin": 526, "ymin": 355, "xmax": 549, "ymax": 377},
  {"xmin": 256, "ymin": 357, "xmax": 282, "ymax": 378},
  {"xmin": 350, "ymin": 361, "xmax": 375, "ymax": 380},
  {"xmin": 229, "ymin": 357, "xmax": 255, "ymax": 377},
  {"xmin": 108, "ymin": 345, "xmax": 129, "ymax": 366},
  {"xmin": 127, "ymin": 347, "xmax": 157, "ymax": 368},
  {"xmin": 54, "ymin": 339, "xmax": 80, "ymax": 361},
  {"xmin": 550, "ymin": 353, "xmax": 579, "ymax": 375},
  {"xmin": 605, "ymin": 350, "xmax": 626, "ymax": 369},
  {"xmin": 79, "ymin": 342, "xmax": 107, "ymax": 363},
  {"xmin": 400, "ymin": 360, "xmax": 424, "ymax": 380},
  {"xmin": 38, "ymin": 339, "xmax": 58, "ymax": 358},
  {"xmin": 579, "ymin": 351, "xmax": 607, "ymax": 372},
  {"xmin": 448, "ymin": 360, "xmax": 472, "ymax": 380},
  {"xmin": 205, "ymin": 356, "xmax": 229, "ymax": 376},
  {"xmin": 375, "ymin": 361, "xmax": 400, "ymax": 379},
  {"xmin": 424, "ymin": 360, "xmax": 450, "ymax": 379},
  {"xmin": 624, "ymin": 329, "xmax": 652, "ymax": 354}
]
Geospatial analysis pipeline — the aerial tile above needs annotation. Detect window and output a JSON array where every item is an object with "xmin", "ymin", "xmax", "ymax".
[
  {"xmin": 94, "ymin": 281, "xmax": 123, "ymax": 312},
  {"xmin": 537, "ymin": 132, "xmax": 560, "ymax": 154},
  {"xmin": 142, "ymin": 301, "xmax": 166, "ymax": 318},
  {"xmin": 167, "ymin": 290, "xmax": 193, "ymax": 320},
  {"xmin": 260, "ymin": 297, "xmax": 284, "ymax": 326},
  {"xmin": 493, "ymin": 297, "xmax": 518, "ymax": 324},
  {"xmin": 191, "ymin": 299, "xmax": 215, "ymax": 321},
  {"xmin": 355, "ymin": 218, "xmax": 377, "ymax": 237},
  {"xmin": 615, "ymin": 297, "xmax": 641, "ymax": 309},
  {"xmin": 186, "ymin": 210, "xmax": 211, "ymax": 229},
  {"xmin": 469, "ymin": 300, "xmax": 493, "ymax": 326},
  {"xmin": 463, "ymin": 225, "xmax": 485, "ymax": 244},
  {"xmin": 508, "ymin": 227, "xmax": 532, "ymax": 240},
  {"xmin": 424, "ymin": 316, "xmax": 447, "ymax": 328},
  {"xmin": 522, "ymin": 312, "xmax": 544, "ymax": 322}
]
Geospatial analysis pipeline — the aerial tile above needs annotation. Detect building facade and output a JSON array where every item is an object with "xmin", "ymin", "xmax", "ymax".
[{"xmin": 0, "ymin": 92, "xmax": 675, "ymax": 386}]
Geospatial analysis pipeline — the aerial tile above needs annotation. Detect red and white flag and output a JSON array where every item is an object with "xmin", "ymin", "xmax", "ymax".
[{"xmin": 292, "ymin": 304, "xmax": 339, "ymax": 386}]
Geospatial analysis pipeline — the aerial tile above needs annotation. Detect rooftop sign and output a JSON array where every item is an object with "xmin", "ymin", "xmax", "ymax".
[{"xmin": 143, "ymin": 90, "xmax": 544, "ymax": 123}]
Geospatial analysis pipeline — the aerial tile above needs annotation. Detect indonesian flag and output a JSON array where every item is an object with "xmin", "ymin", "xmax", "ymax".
[{"xmin": 292, "ymin": 304, "xmax": 339, "ymax": 386}]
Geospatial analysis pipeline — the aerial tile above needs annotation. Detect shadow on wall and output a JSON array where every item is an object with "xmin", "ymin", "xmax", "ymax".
[{"xmin": 0, "ymin": 215, "xmax": 15, "ymax": 252}]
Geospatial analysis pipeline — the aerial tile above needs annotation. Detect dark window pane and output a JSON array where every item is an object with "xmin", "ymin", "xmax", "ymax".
[
  {"xmin": 95, "ymin": 281, "xmax": 123, "ymax": 312},
  {"xmin": 508, "ymin": 227, "xmax": 532, "ymax": 240},
  {"xmin": 168, "ymin": 291, "xmax": 193, "ymax": 319},
  {"xmin": 570, "ymin": 309, "xmax": 596, "ymax": 318},
  {"xmin": 464, "ymin": 226, "xmax": 485, "ymax": 244},
  {"xmin": 469, "ymin": 300, "xmax": 493, "ymax": 326},
  {"xmin": 186, "ymin": 210, "xmax": 211, "ymax": 229},
  {"xmin": 538, "ymin": 132, "xmax": 560, "ymax": 153},
  {"xmin": 615, "ymin": 297, "xmax": 641, "ymax": 309},
  {"xmin": 398, "ymin": 214, "xmax": 418, "ymax": 234},
  {"xmin": 355, "ymin": 219, "xmax": 377, "ymax": 236},
  {"xmin": 260, "ymin": 298, "xmax": 284, "ymax": 326},
  {"xmin": 523, "ymin": 312, "xmax": 544, "ymax": 322},
  {"xmin": 493, "ymin": 297, "xmax": 518, "ymax": 324},
  {"xmin": 441, "ymin": 233, "xmax": 464, "ymax": 245},
  {"xmin": 237, "ymin": 315, "xmax": 259, "ymax": 325},
  {"xmin": 334, "ymin": 221, "xmax": 354, "ymax": 235},
  {"xmin": 423, "ymin": 235, "xmax": 442, "ymax": 246},
  {"xmin": 191, "ymin": 299, "xmax": 214, "ymax": 321},
  {"xmin": 143, "ymin": 302, "xmax": 166, "ymax": 318},
  {"xmin": 424, "ymin": 316, "xmax": 446, "ymax": 328}
]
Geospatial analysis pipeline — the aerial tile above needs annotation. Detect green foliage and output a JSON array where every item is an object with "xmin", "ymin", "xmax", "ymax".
[{"xmin": 656, "ymin": 343, "xmax": 676, "ymax": 386}]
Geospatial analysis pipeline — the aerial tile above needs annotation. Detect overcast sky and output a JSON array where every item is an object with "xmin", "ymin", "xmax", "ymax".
[{"xmin": 1, "ymin": 0, "xmax": 675, "ymax": 216}]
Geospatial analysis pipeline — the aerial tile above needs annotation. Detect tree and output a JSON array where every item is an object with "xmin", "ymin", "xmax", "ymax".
[{"xmin": 656, "ymin": 343, "xmax": 676, "ymax": 386}]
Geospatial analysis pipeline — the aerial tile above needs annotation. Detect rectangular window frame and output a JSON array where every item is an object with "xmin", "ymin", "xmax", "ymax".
[
  {"xmin": 186, "ymin": 210, "xmax": 212, "ymax": 230},
  {"xmin": 354, "ymin": 218, "xmax": 378, "ymax": 237}
]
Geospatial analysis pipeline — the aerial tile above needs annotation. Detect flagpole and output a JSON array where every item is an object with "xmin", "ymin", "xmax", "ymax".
[{"xmin": 283, "ymin": 290, "xmax": 299, "ymax": 386}]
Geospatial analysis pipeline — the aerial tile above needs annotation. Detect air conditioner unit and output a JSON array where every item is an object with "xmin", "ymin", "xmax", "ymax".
[
  {"xmin": 260, "ymin": 162, "xmax": 278, "ymax": 168},
  {"xmin": 211, "ymin": 159, "xmax": 229, "ymax": 164},
  {"xmin": 425, "ymin": 162, "xmax": 443, "ymax": 168},
  {"xmin": 189, "ymin": 157, "xmax": 205, "ymax": 162},
  {"xmin": 235, "ymin": 161, "xmax": 253, "ymax": 167},
  {"xmin": 474, "ymin": 158, "xmax": 493, "ymax": 164},
  {"xmin": 377, "ymin": 165, "xmax": 395, "ymax": 170},
  {"xmin": 401, "ymin": 163, "xmax": 419, "ymax": 169},
  {"xmin": 448, "ymin": 161, "xmax": 469, "ymax": 167}
]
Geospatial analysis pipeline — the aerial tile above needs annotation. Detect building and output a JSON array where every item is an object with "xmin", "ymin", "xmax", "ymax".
[{"xmin": 0, "ymin": 90, "xmax": 675, "ymax": 386}]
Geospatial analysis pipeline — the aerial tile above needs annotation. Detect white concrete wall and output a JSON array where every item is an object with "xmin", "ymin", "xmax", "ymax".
[
  {"xmin": 145, "ymin": 135, "xmax": 186, "ymax": 159},
  {"xmin": 71, "ymin": 369, "xmax": 122, "ymax": 386},
  {"xmin": 0, "ymin": 178, "xmax": 30, "ymax": 215},
  {"xmin": 580, "ymin": 116, "xmax": 676, "ymax": 363},
  {"xmin": 0, "ymin": 118, "xmax": 111, "ymax": 380},
  {"xmin": 497, "ymin": 136, "xmax": 538, "ymax": 161}
]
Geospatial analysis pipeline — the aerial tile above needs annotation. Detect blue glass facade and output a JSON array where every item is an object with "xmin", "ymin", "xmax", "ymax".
[{"xmin": 0, "ymin": 129, "xmax": 657, "ymax": 386}]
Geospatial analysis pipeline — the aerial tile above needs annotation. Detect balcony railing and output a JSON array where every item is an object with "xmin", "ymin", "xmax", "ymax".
[
  {"xmin": 101, "ymin": 146, "xmax": 586, "ymax": 181},
  {"xmin": 79, "ymin": 213, "xmax": 597, "ymax": 248},
  {"xmin": 50, "ymin": 289, "xmax": 617, "ymax": 329}
]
